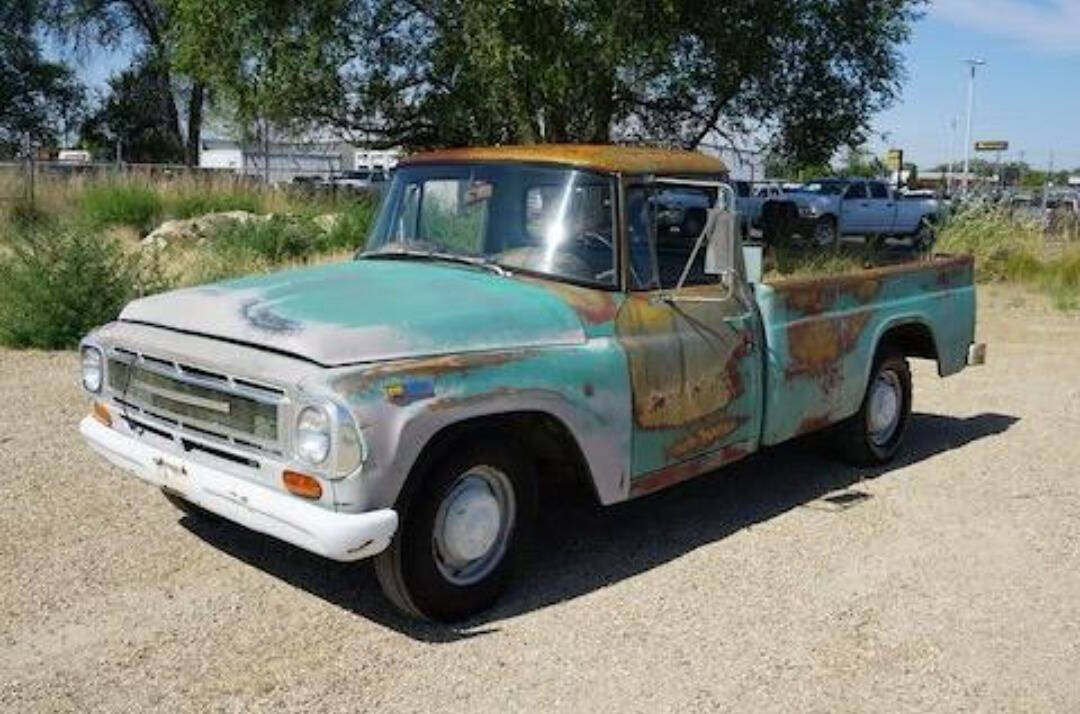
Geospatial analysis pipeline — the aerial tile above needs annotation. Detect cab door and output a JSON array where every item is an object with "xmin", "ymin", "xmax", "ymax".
[
  {"xmin": 841, "ymin": 181, "xmax": 871, "ymax": 233},
  {"xmin": 866, "ymin": 181, "xmax": 896, "ymax": 233},
  {"xmin": 617, "ymin": 181, "xmax": 763, "ymax": 497}
]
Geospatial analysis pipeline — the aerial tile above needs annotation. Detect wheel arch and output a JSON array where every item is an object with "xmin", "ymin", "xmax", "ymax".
[
  {"xmin": 857, "ymin": 316, "xmax": 940, "ymax": 398},
  {"xmin": 393, "ymin": 410, "xmax": 601, "ymax": 511}
]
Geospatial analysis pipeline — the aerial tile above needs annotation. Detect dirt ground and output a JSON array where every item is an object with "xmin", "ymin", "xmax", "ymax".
[{"xmin": 2, "ymin": 286, "xmax": 1079, "ymax": 713}]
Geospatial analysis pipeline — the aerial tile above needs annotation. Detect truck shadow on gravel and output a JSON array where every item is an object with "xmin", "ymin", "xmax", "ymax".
[{"xmin": 179, "ymin": 411, "xmax": 1017, "ymax": 642}]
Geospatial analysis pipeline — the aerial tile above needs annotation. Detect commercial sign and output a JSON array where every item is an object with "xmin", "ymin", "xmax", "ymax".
[
  {"xmin": 885, "ymin": 149, "xmax": 903, "ymax": 170},
  {"xmin": 974, "ymin": 140, "xmax": 1009, "ymax": 152}
]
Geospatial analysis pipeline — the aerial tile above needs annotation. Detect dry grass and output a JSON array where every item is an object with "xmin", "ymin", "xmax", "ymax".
[{"xmin": 937, "ymin": 206, "xmax": 1080, "ymax": 311}]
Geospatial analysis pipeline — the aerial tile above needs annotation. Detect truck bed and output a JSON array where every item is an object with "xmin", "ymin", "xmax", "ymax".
[{"xmin": 754, "ymin": 254, "xmax": 976, "ymax": 445}]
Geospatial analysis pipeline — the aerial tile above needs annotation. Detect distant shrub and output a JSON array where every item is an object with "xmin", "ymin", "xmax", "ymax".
[
  {"xmin": 81, "ymin": 182, "xmax": 163, "ymax": 233},
  {"xmin": 7, "ymin": 200, "xmax": 51, "ymax": 229},
  {"xmin": 0, "ymin": 226, "xmax": 168, "ymax": 348},
  {"xmin": 319, "ymin": 199, "xmax": 377, "ymax": 253},
  {"xmin": 208, "ymin": 216, "xmax": 318, "ymax": 263},
  {"xmin": 938, "ymin": 206, "xmax": 1080, "ymax": 310}
]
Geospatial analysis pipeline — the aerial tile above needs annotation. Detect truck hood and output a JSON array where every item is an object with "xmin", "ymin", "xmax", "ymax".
[{"xmin": 119, "ymin": 259, "xmax": 589, "ymax": 366}]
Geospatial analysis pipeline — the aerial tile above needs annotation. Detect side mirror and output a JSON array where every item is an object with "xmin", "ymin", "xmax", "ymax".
[
  {"xmin": 704, "ymin": 185, "xmax": 737, "ymax": 275},
  {"xmin": 743, "ymin": 243, "xmax": 763, "ymax": 283}
]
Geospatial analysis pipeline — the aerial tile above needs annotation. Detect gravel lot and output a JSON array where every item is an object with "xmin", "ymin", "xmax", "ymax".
[{"xmin": 3, "ymin": 286, "xmax": 1079, "ymax": 713}]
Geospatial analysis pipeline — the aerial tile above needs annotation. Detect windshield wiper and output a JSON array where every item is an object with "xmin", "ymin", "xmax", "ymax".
[{"xmin": 356, "ymin": 247, "xmax": 510, "ymax": 277}]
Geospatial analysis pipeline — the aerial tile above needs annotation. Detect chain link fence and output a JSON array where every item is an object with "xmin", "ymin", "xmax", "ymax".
[{"xmin": 0, "ymin": 158, "xmax": 386, "ymax": 222}]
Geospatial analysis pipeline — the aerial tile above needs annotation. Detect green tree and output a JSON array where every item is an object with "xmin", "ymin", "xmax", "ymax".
[
  {"xmin": 0, "ymin": 0, "xmax": 85, "ymax": 157},
  {"xmin": 172, "ymin": 0, "xmax": 925, "ymax": 164},
  {"xmin": 80, "ymin": 53, "xmax": 186, "ymax": 162},
  {"xmin": 48, "ymin": 0, "xmax": 205, "ymax": 165}
]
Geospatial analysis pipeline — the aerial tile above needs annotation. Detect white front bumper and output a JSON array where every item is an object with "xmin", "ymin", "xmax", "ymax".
[{"xmin": 79, "ymin": 416, "xmax": 397, "ymax": 562}]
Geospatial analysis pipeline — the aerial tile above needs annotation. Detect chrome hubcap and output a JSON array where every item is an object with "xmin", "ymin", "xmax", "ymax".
[
  {"xmin": 867, "ymin": 370, "xmax": 902, "ymax": 446},
  {"xmin": 433, "ymin": 466, "xmax": 515, "ymax": 586}
]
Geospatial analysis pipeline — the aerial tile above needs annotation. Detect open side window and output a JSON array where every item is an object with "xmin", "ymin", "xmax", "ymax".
[{"xmin": 625, "ymin": 179, "xmax": 737, "ymax": 300}]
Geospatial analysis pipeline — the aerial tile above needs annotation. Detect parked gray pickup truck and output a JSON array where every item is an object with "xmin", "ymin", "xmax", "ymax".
[
  {"xmin": 78, "ymin": 145, "xmax": 984, "ymax": 621},
  {"xmin": 768, "ymin": 178, "xmax": 940, "ymax": 248}
]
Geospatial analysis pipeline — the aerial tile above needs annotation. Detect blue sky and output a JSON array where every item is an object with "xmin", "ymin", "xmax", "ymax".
[
  {"xmin": 869, "ymin": 0, "xmax": 1080, "ymax": 170},
  {"xmin": 56, "ymin": 0, "xmax": 1080, "ymax": 170}
]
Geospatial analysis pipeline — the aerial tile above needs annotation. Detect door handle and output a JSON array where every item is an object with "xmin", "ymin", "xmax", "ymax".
[{"xmin": 860, "ymin": 202, "xmax": 870, "ymax": 207}]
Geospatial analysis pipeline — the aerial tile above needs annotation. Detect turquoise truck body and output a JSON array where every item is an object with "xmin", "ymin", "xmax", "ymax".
[
  {"xmin": 90, "ymin": 247, "xmax": 976, "ymax": 506},
  {"xmin": 78, "ymin": 147, "xmax": 981, "ymax": 617}
]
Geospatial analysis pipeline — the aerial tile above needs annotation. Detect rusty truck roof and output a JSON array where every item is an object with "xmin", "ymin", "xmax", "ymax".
[{"xmin": 400, "ymin": 144, "xmax": 728, "ymax": 175}]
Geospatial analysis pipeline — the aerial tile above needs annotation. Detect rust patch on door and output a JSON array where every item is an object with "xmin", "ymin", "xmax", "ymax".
[
  {"xmin": 664, "ymin": 414, "xmax": 748, "ymax": 461},
  {"xmin": 615, "ymin": 292, "xmax": 746, "ymax": 429},
  {"xmin": 630, "ymin": 440, "xmax": 752, "ymax": 498}
]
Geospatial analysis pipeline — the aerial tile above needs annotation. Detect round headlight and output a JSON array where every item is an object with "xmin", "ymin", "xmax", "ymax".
[
  {"xmin": 296, "ymin": 406, "xmax": 331, "ymax": 464},
  {"xmin": 81, "ymin": 347, "xmax": 103, "ymax": 393}
]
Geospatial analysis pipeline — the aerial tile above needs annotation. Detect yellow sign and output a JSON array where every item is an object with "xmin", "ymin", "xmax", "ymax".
[{"xmin": 885, "ymin": 149, "xmax": 903, "ymax": 170}]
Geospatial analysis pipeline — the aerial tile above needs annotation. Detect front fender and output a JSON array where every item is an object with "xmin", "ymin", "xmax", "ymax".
[{"xmin": 319, "ymin": 343, "xmax": 633, "ymax": 512}]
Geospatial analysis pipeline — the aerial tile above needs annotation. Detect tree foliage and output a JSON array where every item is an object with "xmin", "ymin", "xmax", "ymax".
[
  {"xmin": 172, "ymin": 0, "xmax": 924, "ymax": 164},
  {"xmin": 50, "ymin": 0, "xmax": 205, "ymax": 165},
  {"xmin": 80, "ymin": 53, "xmax": 187, "ymax": 162},
  {"xmin": 0, "ymin": 0, "xmax": 85, "ymax": 157}
]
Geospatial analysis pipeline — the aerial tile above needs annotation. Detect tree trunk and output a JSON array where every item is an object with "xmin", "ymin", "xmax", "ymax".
[{"xmin": 185, "ymin": 82, "xmax": 205, "ymax": 167}]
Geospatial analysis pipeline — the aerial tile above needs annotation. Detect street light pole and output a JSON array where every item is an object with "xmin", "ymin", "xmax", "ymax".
[{"xmin": 961, "ymin": 58, "xmax": 986, "ymax": 194}]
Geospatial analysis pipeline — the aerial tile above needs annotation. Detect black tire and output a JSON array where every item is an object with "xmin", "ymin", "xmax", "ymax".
[
  {"xmin": 834, "ymin": 351, "xmax": 912, "ymax": 465},
  {"xmin": 374, "ymin": 435, "xmax": 537, "ymax": 621},
  {"xmin": 913, "ymin": 218, "xmax": 936, "ymax": 252},
  {"xmin": 813, "ymin": 215, "xmax": 838, "ymax": 247},
  {"xmin": 161, "ymin": 489, "xmax": 221, "ymax": 522}
]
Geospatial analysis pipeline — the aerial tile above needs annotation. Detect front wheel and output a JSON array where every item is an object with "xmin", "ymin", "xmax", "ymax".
[
  {"xmin": 813, "ymin": 216, "xmax": 838, "ymax": 247},
  {"xmin": 374, "ymin": 438, "xmax": 536, "ymax": 621},
  {"xmin": 834, "ymin": 352, "xmax": 912, "ymax": 465}
]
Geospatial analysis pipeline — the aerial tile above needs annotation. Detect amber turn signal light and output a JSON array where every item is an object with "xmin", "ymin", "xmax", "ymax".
[
  {"xmin": 92, "ymin": 401, "xmax": 112, "ymax": 427},
  {"xmin": 283, "ymin": 470, "xmax": 322, "ymax": 500}
]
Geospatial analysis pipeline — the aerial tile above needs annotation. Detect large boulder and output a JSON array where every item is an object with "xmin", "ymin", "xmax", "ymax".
[
  {"xmin": 312, "ymin": 213, "xmax": 342, "ymax": 233},
  {"xmin": 141, "ymin": 210, "xmax": 270, "ymax": 249}
]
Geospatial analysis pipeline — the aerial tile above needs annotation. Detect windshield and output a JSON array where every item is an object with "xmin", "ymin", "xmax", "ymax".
[
  {"xmin": 800, "ymin": 180, "xmax": 846, "ymax": 195},
  {"xmin": 365, "ymin": 163, "xmax": 617, "ymax": 287}
]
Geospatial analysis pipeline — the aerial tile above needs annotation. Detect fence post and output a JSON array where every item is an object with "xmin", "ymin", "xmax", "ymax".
[{"xmin": 23, "ymin": 134, "xmax": 35, "ymax": 209}]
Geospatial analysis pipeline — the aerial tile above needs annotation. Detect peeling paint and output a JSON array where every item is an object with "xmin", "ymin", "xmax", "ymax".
[
  {"xmin": 333, "ymin": 350, "xmax": 529, "ymax": 398},
  {"xmin": 664, "ymin": 414, "xmax": 748, "ymax": 461},
  {"xmin": 795, "ymin": 413, "xmax": 833, "ymax": 436},
  {"xmin": 533, "ymin": 281, "xmax": 620, "ymax": 325},
  {"xmin": 615, "ymin": 291, "xmax": 746, "ymax": 430},
  {"xmin": 629, "ymin": 439, "xmax": 753, "ymax": 498},
  {"xmin": 785, "ymin": 310, "xmax": 873, "ymax": 383}
]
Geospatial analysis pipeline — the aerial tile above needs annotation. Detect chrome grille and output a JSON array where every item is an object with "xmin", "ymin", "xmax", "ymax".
[{"xmin": 105, "ymin": 350, "xmax": 285, "ymax": 453}]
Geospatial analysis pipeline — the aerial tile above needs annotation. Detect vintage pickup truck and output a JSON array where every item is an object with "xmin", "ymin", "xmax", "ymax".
[
  {"xmin": 78, "ymin": 145, "xmax": 984, "ymax": 621},
  {"xmin": 768, "ymin": 177, "xmax": 941, "ymax": 248}
]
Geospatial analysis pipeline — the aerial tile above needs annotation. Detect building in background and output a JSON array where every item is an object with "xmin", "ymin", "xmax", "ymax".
[{"xmin": 198, "ymin": 138, "xmax": 401, "ymax": 183}]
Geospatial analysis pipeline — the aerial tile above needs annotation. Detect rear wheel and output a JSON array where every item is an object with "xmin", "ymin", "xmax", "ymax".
[
  {"xmin": 374, "ymin": 437, "xmax": 536, "ymax": 621},
  {"xmin": 834, "ymin": 352, "xmax": 912, "ymax": 465},
  {"xmin": 913, "ymin": 218, "xmax": 936, "ymax": 252}
]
